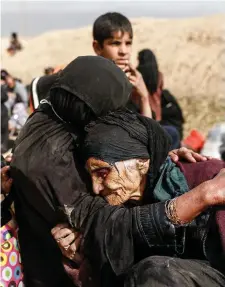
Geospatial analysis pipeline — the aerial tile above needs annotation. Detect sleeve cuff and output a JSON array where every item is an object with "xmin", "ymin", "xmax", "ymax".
[{"xmin": 135, "ymin": 202, "xmax": 177, "ymax": 248}]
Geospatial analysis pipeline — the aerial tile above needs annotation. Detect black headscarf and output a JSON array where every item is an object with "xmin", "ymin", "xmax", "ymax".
[
  {"xmin": 83, "ymin": 109, "xmax": 171, "ymax": 192},
  {"xmin": 49, "ymin": 56, "xmax": 132, "ymax": 127},
  {"xmin": 137, "ymin": 49, "xmax": 159, "ymax": 95}
]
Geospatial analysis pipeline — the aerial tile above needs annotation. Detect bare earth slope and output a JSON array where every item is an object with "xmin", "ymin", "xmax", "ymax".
[{"xmin": 1, "ymin": 15, "xmax": 225, "ymax": 136}]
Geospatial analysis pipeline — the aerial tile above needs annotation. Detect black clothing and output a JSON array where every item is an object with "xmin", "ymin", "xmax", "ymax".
[
  {"xmin": 30, "ymin": 73, "xmax": 58, "ymax": 110},
  {"xmin": 137, "ymin": 49, "xmax": 159, "ymax": 95},
  {"xmin": 37, "ymin": 74, "xmax": 58, "ymax": 100},
  {"xmin": 80, "ymin": 111, "xmax": 224, "ymax": 286},
  {"xmin": 50, "ymin": 56, "xmax": 132, "ymax": 118},
  {"xmin": 160, "ymin": 89, "xmax": 184, "ymax": 140},
  {"xmin": 124, "ymin": 256, "xmax": 225, "ymax": 287},
  {"xmin": 11, "ymin": 56, "xmax": 222, "ymax": 287},
  {"xmin": 1, "ymin": 85, "xmax": 9, "ymax": 153},
  {"xmin": 11, "ymin": 56, "xmax": 134, "ymax": 287},
  {"xmin": 83, "ymin": 110, "xmax": 171, "ymax": 190}
]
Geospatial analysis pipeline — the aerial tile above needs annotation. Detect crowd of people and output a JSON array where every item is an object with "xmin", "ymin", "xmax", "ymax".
[
  {"xmin": 1, "ymin": 12, "xmax": 225, "ymax": 287},
  {"xmin": 1, "ymin": 69, "xmax": 29, "ymax": 153}
]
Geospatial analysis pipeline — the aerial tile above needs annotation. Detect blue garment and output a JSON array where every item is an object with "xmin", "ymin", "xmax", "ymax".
[
  {"xmin": 162, "ymin": 125, "xmax": 180, "ymax": 149},
  {"xmin": 153, "ymin": 157, "xmax": 189, "ymax": 202}
]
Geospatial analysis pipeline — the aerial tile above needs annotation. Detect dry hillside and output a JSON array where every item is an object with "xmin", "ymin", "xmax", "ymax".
[{"xmin": 1, "ymin": 14, "xmax": 225, "ymax": 136}]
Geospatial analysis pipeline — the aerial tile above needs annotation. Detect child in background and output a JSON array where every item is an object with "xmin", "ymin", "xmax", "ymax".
[{"xmin": 92, "ymin": 12, "xmax": 152, "ymax": 118}]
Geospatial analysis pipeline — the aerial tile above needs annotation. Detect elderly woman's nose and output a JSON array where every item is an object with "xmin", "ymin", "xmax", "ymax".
[{"xmin": 92, "ymin": 181, "xmax": 104, "ymax": 194}]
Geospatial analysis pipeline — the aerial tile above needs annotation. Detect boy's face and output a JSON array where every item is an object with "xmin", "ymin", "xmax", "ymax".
[{"xmin": 93, "ymin": 31, "xmax": 132, "ymax": 70}]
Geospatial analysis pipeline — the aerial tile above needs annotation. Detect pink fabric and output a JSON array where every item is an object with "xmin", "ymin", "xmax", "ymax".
[
  {"xmin": 0, "ymin": 222, "xmax": 24, "ymax": 286},
  {"xmin": 177, "ymin": 159, "xmax": 225, "ymax": 189},
  {"xmin": 177, "ymin": 159, "xmax": 225, "ymax": 255}
]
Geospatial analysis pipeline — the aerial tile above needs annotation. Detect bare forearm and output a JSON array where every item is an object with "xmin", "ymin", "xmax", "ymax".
[
  {"xmin": 149, "ymin": 96, "xmax": 161, "ymax": 121},
  {"xmin": 139, "ymin": 96, "xmax": 152, "ymax": 118},
  {"xmin": 154, "ymin": 105, "xmax": 161, "ymax": 121},
  {"xmin": 174, "ymin": 181, "xmax": 210, "ymax": 224}
]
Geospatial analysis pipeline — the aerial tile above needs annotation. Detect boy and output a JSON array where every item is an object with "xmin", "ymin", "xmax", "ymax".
[{"xmin": 92, "ymin": 12, "xmax": 152, "ymax": 118}]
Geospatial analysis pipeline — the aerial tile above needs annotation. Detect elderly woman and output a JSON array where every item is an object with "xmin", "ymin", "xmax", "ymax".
[
  {"xmin": 53, "ymin": 110, "xmax": 225, "ymax": 287},
  {"xmin": 10, "ymin": 56, "xmax": 206, "ymax": 286}
]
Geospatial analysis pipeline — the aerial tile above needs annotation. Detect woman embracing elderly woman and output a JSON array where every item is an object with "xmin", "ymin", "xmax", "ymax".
[{"xmin": 53, "ymin": 109, "xmax": 225, "ymax": 287}]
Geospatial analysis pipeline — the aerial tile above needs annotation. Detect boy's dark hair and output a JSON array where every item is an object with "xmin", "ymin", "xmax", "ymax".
[{"xmin": 93, "ymin": 12, "xmax": 133, "ymax": 46}]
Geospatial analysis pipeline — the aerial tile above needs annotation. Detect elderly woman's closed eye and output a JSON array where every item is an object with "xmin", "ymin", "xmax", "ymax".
[
  {"xmin": 86, "ymin": 158, "xmax": 149, "ymax": 205},
  {"xmin": 52, "ymin": 110, "xmax": 225, "ymax": 286}
]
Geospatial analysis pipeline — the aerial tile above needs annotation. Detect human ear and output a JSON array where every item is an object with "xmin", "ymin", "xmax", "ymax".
[
  {"xmin": 137, "ymin": 159, "xmax": 150, "ymax": 175},
  {"xmin": 93, "ymin": 40, "xmax": 102, "ymax": 56}
]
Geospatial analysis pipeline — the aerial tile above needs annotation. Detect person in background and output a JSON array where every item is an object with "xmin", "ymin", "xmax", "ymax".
[
  {"xmin": 44, "ymin": 67, "xmax": 54, "ymax": 76},
  {"xmin": 1, "ymin": 70, "xmax": 29, "ymax": 136},
  {"xmin": 220, "ymin": 132, "xmax": 225, "ymax": 161},
  {"xmin": 158, "ymin": 71, "xmax": 185, "ymax": 140},
  {"xmin": 137, "ymin": 49, "xmax": 184, "ymax": 148},
  {"xmin": 31, "ymin": 12, "xmax": 151, "ymax": 116},
  {"xmin": 92, "ymin": 12, "xmax": 152, "ymax": 118},
  {"xmin": 1, "ymin": 70, "xmax": 28, "ymax": 108},
  {"xmin": 1, "ymin": 69, "xmax": 22, "ymax": 85},
  {"xmin": 1, "ymin": 70, "xmax": 9, "ymax": 85},
  {"xmin": 1, "ymin": 85, "xmax": 9, "ymax": 154},
  {"xmin": 7, "ymin": 32, "xmax": 22, "ymax": 56}
]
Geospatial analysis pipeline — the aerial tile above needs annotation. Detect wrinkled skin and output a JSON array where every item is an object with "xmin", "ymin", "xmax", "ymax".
[
  {"xmin": 52, "ymin": 147, "xmax": 212, "ymax": 260},
  {"xmin": 86, "ymin": 158, "xmax": 149, "ymax": 205},
  {"xmin": 169, "ymin": 147, "xmax": 210, "ymax": 163}
]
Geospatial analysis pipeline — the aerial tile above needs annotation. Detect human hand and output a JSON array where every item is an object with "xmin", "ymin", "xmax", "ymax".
[
  {"xmin": 204, "ymin": 168, "xmax": 225, "ymax": 206},
  {"xmin": 1, "ymin": 166, "xmax": 13, "ymax": 195},
  {"xmin": 124, "ymin": 64, "xmax": 149, "ymax": 100},
  {"xmin": 51, "ymin": 223, "xmax": 83, "ymax": 264},
  {"xmin": 5, "ymin": 153, "xmax": 13, "ymax": 163},
  {"xmin": 169, "ymin": 147, "xmax": 212, "ymax": 163},
  {"xmin": 116, "ymin": 60, "xmax": 129, "ymax": 73}
]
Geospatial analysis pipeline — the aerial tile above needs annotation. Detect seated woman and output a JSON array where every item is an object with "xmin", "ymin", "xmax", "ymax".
[
  {"xmin": 137, "ymin": 49, "xmax": 184, "ymax": 147},
  {"xmin": 53, "ymin": 110, "xmax": 225, "ymax": 287}
]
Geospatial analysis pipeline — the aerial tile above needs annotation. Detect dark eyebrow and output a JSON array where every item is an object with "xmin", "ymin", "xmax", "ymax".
[{"xmin": 110, "ymin": 39, "xmax": 121, "ymax": 43}]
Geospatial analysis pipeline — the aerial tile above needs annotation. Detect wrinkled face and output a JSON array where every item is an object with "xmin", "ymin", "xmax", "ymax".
[
  {"xmin": 93, "ymin": 31, "xmax": 132, "ymax": 70},
  {"xmin": 86, "ymin": 157, "xmax": 149, "ymax": 205}
]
